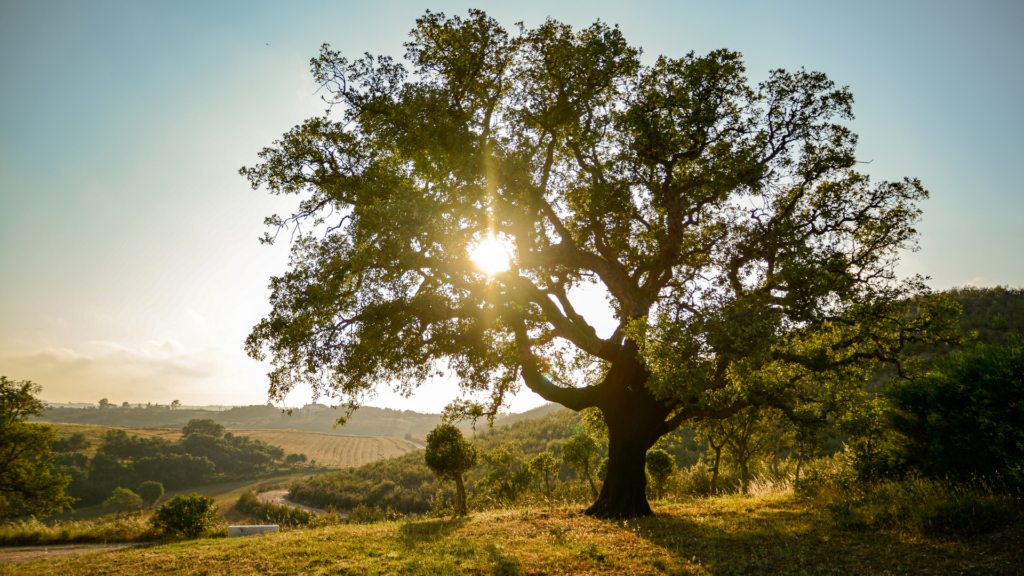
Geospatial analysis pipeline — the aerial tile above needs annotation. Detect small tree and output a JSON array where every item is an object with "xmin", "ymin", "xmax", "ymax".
[
  {"xmin": 562, "ymin": 433, "xmax": 600, "ymax": 499},
  {"xmin": 103, "ymin": 487, "xmax": 143, "ymax": 518},
  {"xmin": 695, "ymin": 419, "xmax": 728, "ymax": 494},
  {"xmin": 424, "ymin": 424, "xmax": 477, "ymax": 516},
  {"xmin": 121, "ymin": 401, "xmax": 130, "ymax": 409},
  {"xmin": 136, "ymin": 481, "xmax": 165, "ymax": 509},
  {"xmin": 150, "ymin": 493, "xmax": 219, "ymax": 539},
  {"xmin": 98, "ymin": 398, "xmax": 110, "ymax": 409},
  {"xmin": 181, "ymin": 419, "xmax": 225, "ymax": 439},
  {"xmin": 645, "ymin": 449, "xmax": 675, "ymax": 501},
  {"xmin": 529, "ymin": 452, "xmax": 559, "ymax": 505},
  {"xmin": 285, "ymin": 453, "xmax": 308, "ymax": 465},
  {"xmin": 171, "ymin": 400, "xmax": 181, "ymax": 411},
  {"xmin": 1, "ymin": 377, "xmax": 74, "ymax": 519}
]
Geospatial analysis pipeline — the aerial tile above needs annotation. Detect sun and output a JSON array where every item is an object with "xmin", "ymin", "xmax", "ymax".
[{"xmin": 471, "ymin": 236, "xmax": 510, "ymax": 275}]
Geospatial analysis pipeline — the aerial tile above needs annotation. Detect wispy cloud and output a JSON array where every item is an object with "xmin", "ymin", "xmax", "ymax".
[{"xmin": 0, "ymin": 339, "xmax": 264, "ymax": 405}]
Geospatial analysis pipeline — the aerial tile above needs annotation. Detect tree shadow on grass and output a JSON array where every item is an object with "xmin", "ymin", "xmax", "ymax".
[
  {"xmin": 397, "ymin": 517, "xmax": 469, "ymax": 546},
  {"xmin": 627, "ymin": 500, "xmax": 1024, "ymax": 575}
]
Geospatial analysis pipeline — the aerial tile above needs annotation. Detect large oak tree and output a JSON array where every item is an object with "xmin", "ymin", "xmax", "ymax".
[{"xmin": 243, "ymin": 10, "xmax": 958, "ymax": 517}]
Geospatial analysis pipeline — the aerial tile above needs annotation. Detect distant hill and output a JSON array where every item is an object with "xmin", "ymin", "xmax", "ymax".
[{"xmin": 34, "ymin": 401, "xmax": 570, "ymax": 438}]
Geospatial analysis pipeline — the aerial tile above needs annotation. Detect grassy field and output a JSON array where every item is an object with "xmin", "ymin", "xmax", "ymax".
[
  {"xmin": 5, "ymin": 494, "xmax": 1021, "ymax": 574},
  {"xmin": 50, "ymin": 423, "xmax": 418, "ymax": 468}
]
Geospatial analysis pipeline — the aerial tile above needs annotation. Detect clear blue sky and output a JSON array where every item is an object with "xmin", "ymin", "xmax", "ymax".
[{"xmin": 1, "ymin": 0, "xmax": 1021, "ymax": 411}]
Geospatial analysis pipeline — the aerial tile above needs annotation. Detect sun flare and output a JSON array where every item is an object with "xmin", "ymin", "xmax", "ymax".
[{"xmin": 471, "ymin": 237, "xmax": 510, "ymax": 275}]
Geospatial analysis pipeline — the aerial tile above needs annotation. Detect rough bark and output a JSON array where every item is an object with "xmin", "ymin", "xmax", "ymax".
[{"xmin": 583, "ymin": 343, "xmax": 673, "ymax": 519}]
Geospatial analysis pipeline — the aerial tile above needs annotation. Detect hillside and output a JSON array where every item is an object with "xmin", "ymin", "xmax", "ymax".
[
  {"xmin": 34, "ymin": 404, "xmax": 446, "ymax": 438},
  {"xmin": 35, "ymin": 401, "xmax": 569, "ymax": 439},
  {"xmin": 288, "ymin": 406, "xmax": 704, "ymax": 514},
  {"xmin": 49, "ymin": 423, "xmax": 417, "ymax": 469}
]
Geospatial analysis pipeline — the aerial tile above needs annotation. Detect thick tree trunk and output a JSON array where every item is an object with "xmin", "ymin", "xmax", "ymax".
[{"xmin": 584, "ymin": 343, "xmax": 671, "ymax": 519}]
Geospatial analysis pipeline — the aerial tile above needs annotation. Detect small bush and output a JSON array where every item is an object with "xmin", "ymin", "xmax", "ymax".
[
  {"xmin": 234, "ymin": 490, "xmax": 310, "ymax": 527},
  {"xmin": 136, "ymin": 481, "xmax": 164, "ymax": 509},
  {"xmin": 349, "ymin": 503, "xmax": 401, "ymax": 524},
  {"xmin": 150, "ymin": 493, "xmax": 220, "ymax": 539}
]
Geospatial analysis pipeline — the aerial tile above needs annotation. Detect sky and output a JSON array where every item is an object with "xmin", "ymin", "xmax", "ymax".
[{"xmin": 1, "ymin": 0, "xmax": 1022, "ymax": 414}]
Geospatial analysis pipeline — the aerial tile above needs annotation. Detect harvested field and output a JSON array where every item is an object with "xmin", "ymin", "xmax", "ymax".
[
  {"xmin": 48, "ymin": 423, "xmax": 418, "ymax": 469},
  {"xmin": 231, "ymin": 430, "xmax": 418, "ymax": 469}
]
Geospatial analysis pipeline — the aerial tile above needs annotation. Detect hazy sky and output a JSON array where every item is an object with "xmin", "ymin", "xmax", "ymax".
[{"xmin": 1, "ymin": 0, "xmax": 1021, "ymax": 414}]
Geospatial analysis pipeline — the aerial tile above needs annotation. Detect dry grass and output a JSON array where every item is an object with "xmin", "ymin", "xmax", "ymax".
[
  {"xmin": 234, "ymin": 430, "xmax": 417, "ymax": 469},
  {"xmin": 4, "ymin": 494, "xmax": 1021, "ymax": 574},
  {"xmin": 50, "ymin": 424, "xmax": 180, "ymax": 457}
]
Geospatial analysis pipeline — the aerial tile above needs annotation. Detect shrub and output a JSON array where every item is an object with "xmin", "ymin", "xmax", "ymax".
[
  {"xmin": 884, "ymin": 339, "xmax": 1024, "ymax": 484},
  {"xmin": 234, "ymin": 490, "xmax": 310, "ymax": 527},
  {"xmin": 102, "ymin": 487, "xmax": 143, "ymax": 516},
  {"xmin": 136, "ymin": 481, "xmax": 164, "ymax": 509},
  {"xmin": 285, "ymin": 453, "xmax": 308, "ymax": 464},
  {"xmin": 150, "ymin": 493, "xmax": 219, "ymax": 538}
]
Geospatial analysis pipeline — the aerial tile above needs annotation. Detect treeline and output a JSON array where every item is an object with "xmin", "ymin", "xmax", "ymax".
[{"xmin": 51, "ymin": 420, "xmax": 299, "ymax": 506}]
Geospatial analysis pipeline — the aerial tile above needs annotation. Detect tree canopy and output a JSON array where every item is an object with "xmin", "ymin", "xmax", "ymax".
[
  {"xmin": 242, "ymin": 10, "xmax": 958, "ymax": 517},
  {"xmin": 0, "ymin": 377, "xmax": 74, "ymax": 518}
]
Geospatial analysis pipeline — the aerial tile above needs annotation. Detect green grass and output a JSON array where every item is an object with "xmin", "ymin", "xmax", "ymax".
[{"xmin": 4, "ymin": 494, "xmax": 1021, "ymax": 574}]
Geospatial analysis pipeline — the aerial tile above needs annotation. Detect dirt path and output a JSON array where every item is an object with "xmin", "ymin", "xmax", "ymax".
[
  {"xmin": 256, "ymin": 490, "xmax": 336, "ymax": 516},
  {"xmin": 0, "ymin": 542, "xmax": 144, "ymax": 565}
]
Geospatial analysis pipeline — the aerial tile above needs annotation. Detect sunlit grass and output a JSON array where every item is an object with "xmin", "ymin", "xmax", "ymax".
[{"xmin": 4, "ymin": 492, "xmax": 1020, "ymax": 574}]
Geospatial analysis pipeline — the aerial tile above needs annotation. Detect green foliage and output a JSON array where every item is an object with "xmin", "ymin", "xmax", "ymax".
[
  {"xmin": 645, "ymin": 449, "xmax": 675, "ymax": 500},
  {"xmin": 0, "ymin": 377, "xmax": 74, "ymax": 518},
  {"xmin": 136, "ymin": 481, "xmax": 164, "ymax": 508},
  {"xmin": 285, "ymin": 452, "xmax": 308, "ymax": 464},
  {"xmin": 181, "ymin": 418, "xmax": 225, "ymax": 439},
  {"xmin": 102, "ymin": 487, "xmax": 143, "ymax": 514},
  {"xmin": 884, "ymin": 339, "xmax": 1024, "ymax": 484},
  {"xmin": 289, "ymin": 408, "xmax": 590, "ymax": 514},
  {"xmin": 234, "ymin": 490, "xmax": 311, "ymax": 527},
  {"xmin": 562, "ymin": 433, "xmax": 600, "ymax": 499},
  {"xmin": 425, "ymin": 425, "xmax": 478, "ymax": 483},
  {"xmin": 478, "ymin": 443, "xmax": 533, "ymax": 506},
  {"xmin": 150, "ymin": 493, "xmax": 220, "ymax": 539},
  {"xmin": 425, "ymin": 424, "xmax": 477, "ymax": 515},
  {"xmin": 528, "ymin": 452, "xmax": 559, "ymax": 504},
  {"xmin": 52, "ymin": 432, "xmax": 91, "ymax": 453},
  {"xmin": 241, "ymin": 9, "xmax": 949, "ymax": 518}
]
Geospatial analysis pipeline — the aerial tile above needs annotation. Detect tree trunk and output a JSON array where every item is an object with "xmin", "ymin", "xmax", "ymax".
[
  {"xmin": 739, "ymin": 460, "xmax": 749, "ymax": 494},
  {"xmin": 455, "ymin": 475, "xmax": 467, "ymax": 516},
  {"xmin": 584, "ymin": 346, "xmax": 671, "ymax": 519},
  {"xmin": 710, "ymin": 445, "xmax": 723, "ymax": 494}
]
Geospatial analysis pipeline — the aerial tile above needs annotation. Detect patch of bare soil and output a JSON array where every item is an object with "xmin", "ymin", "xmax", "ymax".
[{"xmin": 0, "ymin": 543, "xmax": 143, "ymax": 565}]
